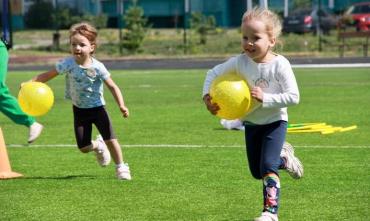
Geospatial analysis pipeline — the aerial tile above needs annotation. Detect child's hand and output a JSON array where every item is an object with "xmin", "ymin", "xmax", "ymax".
[
  {"xmin": 251, "ymin": 86, "xmax": 263, "ymax": 102},
  {"xmin": 19, "ymin": 80, "xmax": 32, "ymax": 89},
  {"xmin": 203, "ymin": 94, "xmax": 220, "ymax": 115},
  {"xmin": 120, "ymin": 105, "xmax": 129, "ymax": 118}
]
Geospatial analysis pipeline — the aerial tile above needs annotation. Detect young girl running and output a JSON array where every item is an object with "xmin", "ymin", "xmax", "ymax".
[
  {"xmin": 203, "ymin": 8, "xmax": 303, "ymax": 221},
  {"xmin": 26, "ymin": 22, "xmax": 131, "ymax": 180}
]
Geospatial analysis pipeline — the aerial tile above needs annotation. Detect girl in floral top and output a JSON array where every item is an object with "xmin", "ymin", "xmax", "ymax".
[{"xmin": 27, "ymin": 22, "xmax": 131, "ymax": 180}]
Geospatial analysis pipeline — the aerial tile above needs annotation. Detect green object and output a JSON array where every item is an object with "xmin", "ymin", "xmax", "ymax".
[{"xmin": 0, "ymin": 40, "xmax": 34, "ymax": 126}]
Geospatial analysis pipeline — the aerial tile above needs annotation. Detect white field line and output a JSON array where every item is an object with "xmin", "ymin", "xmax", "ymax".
[
  {"xmin": 292, "ymin": 63, "xmax": 370, "ymax": 68},
  {"xmin": 7, "ymin": 144, "xmax": 370, "ymax": 149}
]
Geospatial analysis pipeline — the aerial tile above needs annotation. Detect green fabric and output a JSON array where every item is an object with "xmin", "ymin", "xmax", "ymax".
[{"xmin": 0, "ymin": 40, "xmax": 35, "ymax": 127}]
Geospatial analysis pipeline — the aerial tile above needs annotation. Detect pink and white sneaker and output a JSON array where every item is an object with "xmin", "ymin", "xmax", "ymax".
[
  {"xmin": 94, "ymin": 135, "xmax": 111, "ymax": 167},
  {"xmin": 116, "ymin": 163, "xmax": 132, "ymax": 180},
  {"xmin": 254, "ymin": 212, "xmax": 278, "ymax": 221}
]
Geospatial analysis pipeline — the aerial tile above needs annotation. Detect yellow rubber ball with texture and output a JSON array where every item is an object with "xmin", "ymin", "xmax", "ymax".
[
  {"xmin": 18, "ymin": 82, "xmax": 54, "ymax": 117},
  {"xmin": 210, "ymin": 73, "xmax": 251, "ymax": 120}
]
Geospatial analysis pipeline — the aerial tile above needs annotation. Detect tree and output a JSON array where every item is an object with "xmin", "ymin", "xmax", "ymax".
[
  {"xmin": 121, "ymin": 0, "xmax": 149, "ymax": 53},
  {"xmin": 293, "ymin": 0, "xmax": 311, "ymax": 8},
  {"xmin": 189, "ymin": 12, "xmax": 216, "ymax": 45},
  {"xmin": 24, "ymin": 0, "xmax": 54, "ymax": 29}
]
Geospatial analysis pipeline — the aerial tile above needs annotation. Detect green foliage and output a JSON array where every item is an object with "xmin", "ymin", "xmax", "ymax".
[
  {"xmin": 52, "ymin": 6, "xmax": 79, "ymax": 29},
  {"xmin": 189, "ymin": 12, "xmax": 217, "ymax": 45},
  {"xmin": 121, "ymin": 0, "xmax": 149, "ymax": 53},
  {"xmin": 292, "ymin": 0, "xmax": 311, "ymax": 8},
  {"xmin": 71, "ymin": 14, "xmax": 108, "ymax": 29},
  {"xmin": 24, "ymin": 0, "xmax": 54, "ymax": 29},
  {"xmin": 52, "ymin": 6, "xmax": 108, "ymax": 30}
]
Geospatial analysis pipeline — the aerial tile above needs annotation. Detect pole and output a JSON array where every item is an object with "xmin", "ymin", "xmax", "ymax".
[
  {"xmin": 183, "ymin": 0, "xmax": 190, "ymax": 54},
  {"xmin": 53, "ymin": 0, "xmax": 60, "ymax": 50},
  {"xmin": 259, "ymin": 0, "xmax": 268, "ymax": 9},
  {"xmin": 247, "ymin": 0, "xmax": 252, "ymax": 11},
  {"xmin": 1, "ymin": 0, "xmax": 12, "ymax": 49},
  {"xmin": 117, "ymin": 0, "xmax": 124, "ymax": 55},
  {"xmin": 318, "ymin": 0, "xmax": 322, "ymax": 52},
  {"xmin": 284, "ymin": 0, "xmax": 289, "ymax": 18}
]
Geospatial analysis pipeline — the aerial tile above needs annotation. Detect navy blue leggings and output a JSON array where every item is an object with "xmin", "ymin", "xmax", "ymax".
[{"xmin": 243, "ymin": 120, "xmax": 287, "ymax": 179}]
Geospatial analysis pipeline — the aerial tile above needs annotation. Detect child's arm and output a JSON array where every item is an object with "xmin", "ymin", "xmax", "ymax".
[
  {"xmin": 21, "ymin": 69, "xmax": 58, "ymax": 88},
  {"xmin": 32, "ymin": 69, "xmax": 58, "ymax": 83},
  {"xmin": 104, "ymin": 77, "xmax": 129, "ymax": 118},
  {"xmin": 202, "ymin": 57, "xmax": 238, "ymax": 115}
]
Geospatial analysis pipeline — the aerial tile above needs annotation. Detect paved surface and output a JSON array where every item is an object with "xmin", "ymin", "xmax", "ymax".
[{"xmin": 8, "ymin": 56, "xmax": 370, "ymax": 71}]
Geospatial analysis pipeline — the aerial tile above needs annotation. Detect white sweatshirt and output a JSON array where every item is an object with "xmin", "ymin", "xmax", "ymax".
[{"xmin": 202, "ymin": 53, "xmax": 299, "ymax": 125}]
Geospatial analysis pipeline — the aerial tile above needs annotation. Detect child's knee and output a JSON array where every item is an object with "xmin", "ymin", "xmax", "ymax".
[{"xmin": 250, "ymin": 169, "xmax": 263, "ymax": 179}]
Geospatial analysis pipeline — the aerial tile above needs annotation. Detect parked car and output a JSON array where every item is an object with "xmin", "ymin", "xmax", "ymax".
[
  {"xmin": 283, "ymin": 8, "xmax": 337, "ymax": 34},
  {"xmin": 338, "ymin": 2, "xmax": 370, "ymax": 31}
]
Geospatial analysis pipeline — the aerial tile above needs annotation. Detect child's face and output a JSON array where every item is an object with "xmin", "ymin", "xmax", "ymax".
[
  {"xmin": 241, "ymin": 19, "xmax": 276, "ymax": 63},
  {"xmin": 70, "ymin": 33, "xmax": 95, "ymax": 63}
]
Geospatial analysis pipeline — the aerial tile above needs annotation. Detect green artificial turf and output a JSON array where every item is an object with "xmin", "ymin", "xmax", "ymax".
[{"xmin": 0, "ymin": 68, "xmax": 369, "ymax": 220}]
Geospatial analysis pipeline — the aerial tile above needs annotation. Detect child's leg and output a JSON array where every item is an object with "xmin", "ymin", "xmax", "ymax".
[
  {"xmin": 260, "ymin": 121, "xmax": 287, "ymax": 176},
  {"xmin": 73, "ymin": 106, "xmax": 111, "ymax": 166},
  {"xmin": 93, "ymin": 106, "xmax": 130, "ymax": 179},
  {"xmin": 244, "ymin": 123, "xmax": 264, "ymax": 179},
  {"xmin": 104, "ymin": 139, "xmax": 124, "ymax": 164},
  {"xmin": 256, "ymin": 121, "xmax": 286, "ymax": 220},
  {"xmin": 262, "ymin": 173, "xmax": 280, "ymax": 214},
  {"xmin": 104, "ymin": 138, "xmax": 131, "ymax": 180},
  {"xmin": 73, "ymin": 106, "xmax": 93, "ymax": 153}
]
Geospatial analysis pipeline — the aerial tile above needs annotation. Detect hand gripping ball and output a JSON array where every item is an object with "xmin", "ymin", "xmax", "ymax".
[
  {"xmin": 18, "ymin": 82, "xmax": 54, "ymax": 117},
  {"xmin": 210, "ymin": 73, "xmax": 251, "ymax": 120}
]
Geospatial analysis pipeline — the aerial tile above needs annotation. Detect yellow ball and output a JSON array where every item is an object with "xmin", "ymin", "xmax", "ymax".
[
  {"xmin": 210, "ymin": 73, "xmax": 251, "ymax": 120},
  {"xmin": 18, "ymin": 82, "xmax": 54, "ymax": 117}
]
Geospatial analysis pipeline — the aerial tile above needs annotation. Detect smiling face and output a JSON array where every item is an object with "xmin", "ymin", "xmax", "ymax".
[
  {"xmin": 70, "ymin": 33, "xmax": 95, "ymax": 65},
  {"xmin": 241, "ymin": 19, "xmax": 276, "ymax": 63}
]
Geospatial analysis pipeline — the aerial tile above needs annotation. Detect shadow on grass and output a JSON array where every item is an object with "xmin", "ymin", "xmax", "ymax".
[
  {"xmin": 23, "ymin": 174, "xmax": 97, "ymax": 180},
  {"xmin": 213, "ymin": 127, "xmax": 243, "ymax": 131}
]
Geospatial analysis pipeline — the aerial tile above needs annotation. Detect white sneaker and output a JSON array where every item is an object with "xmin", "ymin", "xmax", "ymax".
[
  {"xmin": 254, "ymin": 212, "xmax": 278, "ymax": 221},
  {"xmin": 28, "ymin": 122, "xmax": 43, "ymax": 143},
  {"xmin": 94, "ymin": 135, "xmax": 111, "ymax": 167},
  {"xmin": 281, "ymin": 142, "xmax": 303, "ymax": 179},
  {"xmin": 220, "ymin": 119, "xmax": 245, "ymax": 130},
  {"xmin": 116, "ymin": 163, "xmax": 132, "ymax": 180}
]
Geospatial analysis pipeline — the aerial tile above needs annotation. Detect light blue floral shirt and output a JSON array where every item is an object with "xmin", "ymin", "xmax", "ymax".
[{"xmin": 55, "ymin": 56, "xmax": 110, "ymax": 108}]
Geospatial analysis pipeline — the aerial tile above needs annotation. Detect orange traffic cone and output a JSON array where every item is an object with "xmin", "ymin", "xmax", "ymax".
[{"xmin": 0, "ymin": 127, "xmax": 23, "ymax": 179}]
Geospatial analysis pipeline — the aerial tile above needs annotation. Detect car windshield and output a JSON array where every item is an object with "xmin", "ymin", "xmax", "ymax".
[
  {"xmin": 346, "ymin": 4, "xmax": 370, "ymax": 14},
  {"xmin": 290, "ymin": 9, "xmax": 311, "ymax": 16}
]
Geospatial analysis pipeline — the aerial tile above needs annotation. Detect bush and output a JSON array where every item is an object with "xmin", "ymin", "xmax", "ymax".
[
  {"xmin": 189, "ymin": 12, "xmax": 217, "ymax": 45},
  {"xmin": 24, "ymin": 0, "xmax": 54, "ymax": 29},
  {"xmin": 120, "ymin": 0, "xmax": 150, "ymax": 54}
]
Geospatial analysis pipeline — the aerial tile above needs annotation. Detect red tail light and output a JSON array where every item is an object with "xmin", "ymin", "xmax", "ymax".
[{"xmin": 304, "ymin": 16, "xmax": 312, "ymax": 24}]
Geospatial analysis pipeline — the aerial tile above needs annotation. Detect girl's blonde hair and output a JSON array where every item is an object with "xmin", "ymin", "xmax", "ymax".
[
  {"xmin": 241, "ymin": 7, "xmax": 282, "ymax": 40},
  {"xmin": 69, "ymin": 22, "xmax": 98, "ymax": 53}
]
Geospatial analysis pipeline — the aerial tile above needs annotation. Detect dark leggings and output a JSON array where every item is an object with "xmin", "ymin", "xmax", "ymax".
[
  {"xmin": 243, "ymin": 120, "xmax": 287, "ymax": 179},
  {"xmin": 73, "ymin": 105, "xmax": 116, "ymax": 148}
]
